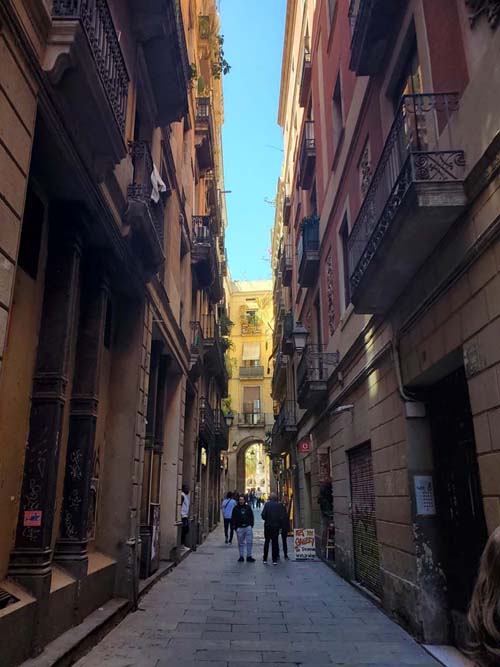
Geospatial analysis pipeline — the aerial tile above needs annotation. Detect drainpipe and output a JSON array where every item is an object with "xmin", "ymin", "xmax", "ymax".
[{"xmin": 392, "ymin": 333, "xmax": 418, "ymax": 403}]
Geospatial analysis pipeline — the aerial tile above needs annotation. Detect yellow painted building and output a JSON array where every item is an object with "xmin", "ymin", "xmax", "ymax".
[{"xmin": 223, "ymin": 280, "xmax": 274, "ymax": 493}]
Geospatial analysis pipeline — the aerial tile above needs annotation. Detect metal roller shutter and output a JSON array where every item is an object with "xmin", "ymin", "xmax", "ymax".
[{"xmin": 349, "ymin": 443, "xmax": 382, "ymax": 597}]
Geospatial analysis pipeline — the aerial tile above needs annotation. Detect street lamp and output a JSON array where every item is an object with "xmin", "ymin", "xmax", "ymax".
[
  {"xmin": 224, "ymin": 411, "xmax": 234, "ymax": 427},
  {"xmin": 292, "ymin": 322, "xmax": 308, "ymax": 352}
]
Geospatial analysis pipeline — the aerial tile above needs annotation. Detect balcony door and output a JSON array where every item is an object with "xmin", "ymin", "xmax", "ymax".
[{"xmin": 243, "ymin": 386, "xmax": 261, "ymax": 425}]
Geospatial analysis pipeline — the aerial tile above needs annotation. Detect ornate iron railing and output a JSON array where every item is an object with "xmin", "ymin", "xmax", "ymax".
[
  {"xmin": 283, "ymin": 312, "xmax": 294, "ymax": 338},
  {"xmin": 347, "ymin": 92, "xmax": 465, "ymax": 294},
  {"xmin": 52, "ymin": 0, "xmax": 129, "ymax": 133},
  {"xmin": 297, "ymin": 344, "xmax": 340, "ymax": 389},
  {"xmin": 128, "ymin": 140, "xmax": 165, "ymax": 241},
  {"xmin": 200, "ymin": 397, "xmax": 215, "ymax": 441},
  {"xmin": 298, "ymin": 215, "xmax": 319, "ymax": 266},
  {"xmin": 274, "ymin": 400, "xmax": 296, "ymax": 433},
  {"xmin": 196, "ymin": 96, "xmax": 211, "ymax": 122},
  {"xmin": 215, "ymin": 409, "xmax": 228, "ymax": 443},
  {"xmin": 279, "ymin": 240, "xmax": 292, "ymax": 274},
  {"xmin": 192, "ymin": 215, "xmax": 214, "ymax": 245},
  {"xmin": 283, "ymin": 195, "xmax": 291, "ymax": 226},
  {"xmin": 299, "ymin": 120, "xmax": 315, "ymax": 178}
]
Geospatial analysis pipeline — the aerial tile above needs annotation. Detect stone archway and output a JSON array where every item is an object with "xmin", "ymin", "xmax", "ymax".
[{"xmin": 227, "ymin": 436, "xmax": 265, "ymax": 494}]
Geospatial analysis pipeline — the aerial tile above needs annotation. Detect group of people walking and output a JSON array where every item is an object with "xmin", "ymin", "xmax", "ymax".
[{"xmin": 221, "ymin": 491, "xmax": 290, "ymax": 564}]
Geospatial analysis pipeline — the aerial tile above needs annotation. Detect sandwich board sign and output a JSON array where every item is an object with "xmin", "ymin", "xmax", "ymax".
[{"xmin": 294, "ymin": 528, "xmax": 315, "ymax": 560}]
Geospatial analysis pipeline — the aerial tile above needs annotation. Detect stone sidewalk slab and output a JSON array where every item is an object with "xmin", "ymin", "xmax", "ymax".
[{"xmin": 75, "ymin": 517, "xmax": 442, "ymax": 667}]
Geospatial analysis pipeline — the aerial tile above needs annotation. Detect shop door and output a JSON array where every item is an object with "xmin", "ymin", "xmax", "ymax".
[
  {"xmin": 349, "ymin": 443, "xmax": 382, "ymax": 597},
  {"xmin": 428, "ymin": 367, "xmax": 487, "ymax": 642}
]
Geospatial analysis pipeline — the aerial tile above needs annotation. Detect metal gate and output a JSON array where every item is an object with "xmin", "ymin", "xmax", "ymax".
[{"xmin": 349, "ymin": 443, "xmax": 382, "ymax": 597}]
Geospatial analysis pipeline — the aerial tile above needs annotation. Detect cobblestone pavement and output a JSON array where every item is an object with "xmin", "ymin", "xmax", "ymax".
[{"xmin": 76, "ymin": 517, "xmax": 441, "ymax": 667}]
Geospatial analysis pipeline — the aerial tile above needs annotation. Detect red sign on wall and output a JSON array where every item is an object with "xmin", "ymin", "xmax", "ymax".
[
  {"xmin": 24, "ymin": 510, "xmax": 42, "ymax": 527},
  {"xmin": 298, "ymin": 438, "xmax": 311, "ymax": 454}
]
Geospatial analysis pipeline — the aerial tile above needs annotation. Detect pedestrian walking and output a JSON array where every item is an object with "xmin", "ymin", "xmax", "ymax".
[
  {"xmin": 467, "ymin": 526, "xmax": 500, "ymax": 666},
  {"xmin": 180, "ymin": 484, "xmax": 190, "ymax": 546},
  {"xmin": 221, "ymin": 491, "xmax": 237, "ymax": 544},
  {"xmin": 256, "ymin": 487, "xmax": 262, "ymax": 509},
  {"xmin": 249, "ymin": 489, "xmax": 256, "ymax": 508},
  {"xmin": 231, "ymin": 494, "xmax": 255, "ymax": 562},
  {"xmin": 280, "ymin": 498, "xmax": 290, "ymax": 560},
  {"xmin": 261, "ymin": 492, "xmax": 282, "ymax": 565}
]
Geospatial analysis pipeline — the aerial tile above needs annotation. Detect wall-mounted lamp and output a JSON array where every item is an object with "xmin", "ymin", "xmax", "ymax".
[
  {"xmin": 292, "ymin": 322, "xmax": 308, "ymax": 352},
  {"xmin": 224, "ymin": 411, "xmax": 234, "ymax": 427}
]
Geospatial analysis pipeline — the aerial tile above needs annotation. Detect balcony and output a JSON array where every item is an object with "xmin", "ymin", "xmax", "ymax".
[
  {"xmin": 348, "ymin": 93, "xmax": 466, "ymax": 314},
  {"xmin": 298, "ymin": 51, "xmax": 312, "ymax": 108},
  {"xmin": 195, "ymin": 97, "xmax": 215, "ymax": 173},
  {"xmin": 239, "ymin": 365, "xmax": 264, "ymax": 379},
  {"xmin": 271, "ymin": 353, "xmax": 288, "ymax": 399},
  {"xmin": 46, "ymin": 0, "xmax": 129, "ymax": 175},
  {"xmin": 215, "ymin": 409, "xmax": 229, "ymax": 451},
  {"xmin": 201, "ymin": 313, "xmax": 227, "ymax": 393},
  {"xmin": 189, "ymin": 321, "xmax": 204, "ymax": 380},
  {"xmin": 238, "ymin": 411, "xmax": 274, "ymax": 428},
  {"xmin": 283, "ymin": 195, "xmax": 291, "ymax": 227},
  {"xmin": 280, "ymin": 240, "xmax": 293, "ymax": 286},
  {"xmin": 130, "ymin": 0, "xmax": 189, "ymax": 125},
  {"xmin": 241, "ymin": 317, "xmax": 263, "ymax": 336},
  {"xmin": 281, "ymin": 312, "xmax": 294, "ymax": 356},
  {"xmin": 271, "ymin": 401, "xmax": 297, "ymax": 456},
  {"xmin": 349, "ymin": 0, "xmax": 405, "ymax": 76},
  {"xmin": 298, "ymin": 216, "xmax": 320, "ymax": 287},
  {"xmin": 297, "ymin": 345, "xmax": 340, "ymax": 410},
  {"xmin": 298, "ymin": 121, "xmax": 316, "ymax": 189},
  {"xmin": 125, "ymin": 141, "xmax": 166, "ymax": 272},
  {"xmin": 192, "ymin": 216, "xmax": 217, "ymax": 290},
  {"xmin": 199, "ymin": 398, "xmax": 215, "ymax": 446}
]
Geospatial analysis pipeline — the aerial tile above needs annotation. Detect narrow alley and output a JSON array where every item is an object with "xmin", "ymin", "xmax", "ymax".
[{"xmin": 75, "ymin": 519, "xmax": 440, "ymax": 667}]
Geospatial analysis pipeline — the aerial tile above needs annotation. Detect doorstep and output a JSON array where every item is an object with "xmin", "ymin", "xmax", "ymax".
[
  {"xmin": 20, "ymin": 558, "xmax": 181, "ymax": 667},
  {"xmin": 423, "ymin": 645, "xmax": 474, "ymax": 667}
]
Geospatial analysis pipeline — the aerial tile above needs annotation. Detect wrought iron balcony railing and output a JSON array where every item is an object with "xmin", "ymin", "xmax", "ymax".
[
  {"xmin": 274, "ymin": 400, "xmax": 297, "ymax": 433},
  {"xmin": 297, "ymin": 345, "xmax": 340, "ymax": 403},
  {"xmin": 238, "ymin": 412, "xmax": 265, "ymax": 427},
  {"xmin": 192, "ymin": 215, "xmax": 214, "ymax": 245},
  {"xmin": 298, "ymin": 120, "xmax": 316, "ymax": 189},
  {"xmin": 298, "ymin": 216, "xmax": 320, "ymax": 287},
  {"xmin": 282, "ymin": 195, "xmax": 291, "ymax": 227},
  {"xmin": 280, "ymin": 240, "xmax": 293, "ymax": 286},
  {"xmin": 215, "ymin": 409, "xmax": 229, "ymax": 449},
  {"xmin": 128, "ymin": 140, "xmax": 165, "ymax": 242},
  {"xmin": 299, "ymin": 50, "xmax": 312, "ymax": 108},
  {"xmin": 239, "ymin": 366, "xmax": 264, "ymax": 379},
  {"xmin": 347, "ymin": 93, "xmax": 465, "ymax": 302},
  {"xmin": 200, "ymin": 397, "xmax": 215, "ymax": 444},
  {"xmin": 52, "ymin": 0, "xmax": 129, "ymax": 133}
]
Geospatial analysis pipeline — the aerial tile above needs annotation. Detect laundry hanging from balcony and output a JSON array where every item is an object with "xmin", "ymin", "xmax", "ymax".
[{"xmin": 150, "ymin": 164, "xmax": 167, "ymax": 203}]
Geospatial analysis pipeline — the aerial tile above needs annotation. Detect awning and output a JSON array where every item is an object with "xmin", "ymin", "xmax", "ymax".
[{"xmin": 242, "ymin": 342, "xmax": 261, "ymax": 361}]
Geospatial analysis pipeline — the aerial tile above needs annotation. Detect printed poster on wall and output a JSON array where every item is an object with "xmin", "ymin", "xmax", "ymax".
[{"xmin": 294, "ymin": 528, "xmax": 316, "ymax": 560}]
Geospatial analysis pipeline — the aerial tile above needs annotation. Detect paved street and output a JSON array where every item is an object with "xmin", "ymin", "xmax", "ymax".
[{"xmin": 76, "ymin": 517, "xmax": 441, "ymax": 667}]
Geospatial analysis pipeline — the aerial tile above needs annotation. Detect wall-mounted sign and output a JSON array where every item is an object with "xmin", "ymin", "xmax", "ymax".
[
  {"xmin": 294, "ymin": 528, "xmax": 315, "ymax": 560},
  {"xmin": 298, "ymin": 437, "xmax": 311, "ymax": 454},
  {"xmin": 24, "ymin": 510, "xmax": 42, "ymax": 527},
  {"xmin": 201, "ymin": 447, "xmax": 207, "ymax": 467},
  {"xmin": 414, "ymin": 475, "xmax": 436, "ymax": 516}
]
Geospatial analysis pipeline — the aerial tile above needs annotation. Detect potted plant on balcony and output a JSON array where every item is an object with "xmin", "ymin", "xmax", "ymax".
[{"xmin": 299, "ymin": 213, "xmax": 320, "ymax": 231}]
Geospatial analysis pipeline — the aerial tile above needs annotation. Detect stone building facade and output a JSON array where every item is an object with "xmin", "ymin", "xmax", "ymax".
[
  {"xmin": 272, "ymin": 0, "xmax": 500, "ymax": 649},
  {"xmin": 0, "ymin": 0, "xmax": 229, "ymax": 663}
]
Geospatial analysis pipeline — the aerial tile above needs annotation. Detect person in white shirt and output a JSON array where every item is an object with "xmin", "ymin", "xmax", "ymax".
[
  {"xmin": 221, "ymin": 492, "xmax": 237, "ymax": 544},
  {"xmin": 180, "ymin": 484, "xmax": 190, "ymax": 546}
]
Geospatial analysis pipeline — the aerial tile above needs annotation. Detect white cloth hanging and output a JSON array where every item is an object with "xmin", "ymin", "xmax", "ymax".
[{"xmin": 150, "ymin": 163, "xmax": 166, "ymax": 203}]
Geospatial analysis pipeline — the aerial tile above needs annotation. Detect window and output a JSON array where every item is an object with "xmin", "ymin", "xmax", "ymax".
[
  {"xmin": 242, "ymin": 342, "xmax": 260, "ymax": 367},
  {"xmin": 332, "ymin": 74, "xmax": 343, "ymax": 153},
  {"xmin": 243, "ymin": 386, "xmax": 261, "ymax": 424},
  {"xmin": 18, "ymin": 185, "xmax": 44, "ymax": 280},
  {"xmin": 328, "ymin": 0, "xmax": 337, "ymax": 24},
  {"xmin": 310, "ymin": 184, "xmax": 318, "ymax": 216},
  {"xmin": 339, "ymin": 215, "xmax": 351, "ymax": 309}
]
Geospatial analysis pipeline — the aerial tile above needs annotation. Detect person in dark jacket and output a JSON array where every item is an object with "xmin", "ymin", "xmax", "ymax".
[
  {"xmin": 231, "ymin": 494, "xmax": 255, "ymax": 562},
  {"xmin": 261, "ymin": 492, "xmax": 283, "ymax": 565}
]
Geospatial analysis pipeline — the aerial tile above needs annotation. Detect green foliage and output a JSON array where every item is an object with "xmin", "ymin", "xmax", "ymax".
[
  {"xmin": 189, "ymin": 63, "xmax": 198, "ymax": 82},
  {"xmin": 300, "ymin": 213, "xmax": 320, "ymax": 231},
  {"xmin": 211, "ymin": 34, "xmax": 231, "ymax": 79},
  {"xmin": 220, "ymin": 314, "xmax": 234, "ymax": 336},
  {"xmin": 222, "ymin": 396, "xmax": 233, "ymax": 415}
]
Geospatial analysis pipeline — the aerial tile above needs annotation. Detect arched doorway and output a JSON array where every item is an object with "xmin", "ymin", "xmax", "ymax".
[{"xmin": 234, "ymin": 437, "xmax": 270, "ymax": 495}]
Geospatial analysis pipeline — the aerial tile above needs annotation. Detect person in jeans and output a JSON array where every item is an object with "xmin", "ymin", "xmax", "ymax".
[
  {"xmin": 180, "ymin": 484, "xmax": 190, "ymax": 546},
  {"xmin": 231, "ymin": 494, "xmax": 255, "ymax": 562},
  {"xmin": 221, "ymin": 491, "xmax": 237, "ymax": 544},
  {"xmin": 261, "ymin": 492, "xmax": 282, "ymax": 565}
]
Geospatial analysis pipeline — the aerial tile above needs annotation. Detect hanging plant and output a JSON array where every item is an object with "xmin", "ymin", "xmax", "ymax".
[{"xmin": 211, "ymin": 34, "xmax": 231, "ymax": 79}]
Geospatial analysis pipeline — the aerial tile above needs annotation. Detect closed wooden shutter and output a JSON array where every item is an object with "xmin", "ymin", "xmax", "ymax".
[{"xmin": 349, "ymin": 443, "xmax": 381, "ymax": 597}]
